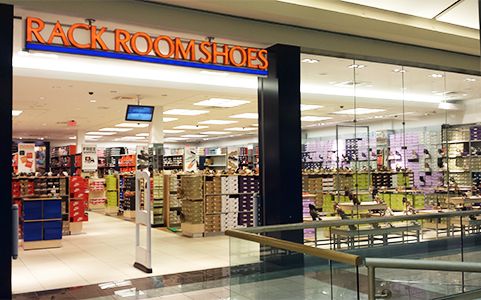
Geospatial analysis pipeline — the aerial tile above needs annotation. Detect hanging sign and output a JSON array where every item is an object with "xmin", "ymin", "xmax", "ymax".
[
  {"xmin": 81, "ymin": 144, "xmax": 98, "ymax": 172},
  {"xmin": 17, "ymin": 143, "xmax": 36, "ymax": 174},
  {"xmin": 25, "ymin": 17, "xmax": 268, "ymax": 75}
]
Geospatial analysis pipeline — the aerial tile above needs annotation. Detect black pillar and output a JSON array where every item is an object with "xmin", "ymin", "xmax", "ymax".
[
  {"xmin": 0, "ymin": 3, "xmax": 13, "ymax": 299},
  {"xmin": 258, "ymin": 44, "xmax": 302, "ymax": 243}
]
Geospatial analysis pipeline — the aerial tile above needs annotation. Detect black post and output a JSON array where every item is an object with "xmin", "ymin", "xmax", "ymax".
[
  {"xmin": 258, "ymin": 44, "xmax": 302, "ymax": 243},
  {"xmin": 0, "ymin": 3, "xmax": 13, "ymax": 299}
]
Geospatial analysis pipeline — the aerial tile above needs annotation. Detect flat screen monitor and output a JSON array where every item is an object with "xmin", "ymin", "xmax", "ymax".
[{"xmin": 125, "ymin": 105, "xmax": 155, "ymax": 122}]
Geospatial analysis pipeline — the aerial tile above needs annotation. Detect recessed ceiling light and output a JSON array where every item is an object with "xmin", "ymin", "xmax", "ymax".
[
  {"xmin": 348, "ymin": 64, "xmax": 365, "ymax": 69},
  {"xmin": 225, "ymin": 127, "xmax": 257, "ymax": 132},
  {"xmin": 39, "ymin": 137, "xmax": 45, "ymax": 140},
  {"xmin": 163, "ymin": 117, "xmax": 178, "ymax": 122},
  {"xmin": 85, "ymin": 135, "xmax": 102, "ymax": 139},
  {"xmin": 301, "ymin": 116, "xmax": 333, "ymax": 122},
  {"xmin": 182, "ymin": 134, "xmax": 208, "ymax": 138},
  {"xmin": 86, "ymin": 131, "xmax": 117, "ymax": 135},
  {"xmin": 374, "ymin": 115, "xmax": 384, "ymax": 119},
  {"xmin": 90, "ymin": 99, "xmax": 97, "ymax": 103},
  {"xmin": 198, "ymin": 120, "xmax": 238, "ymax": 125},
  {"xmin": 300, "ymin": 104, "xmax": 323, "ymax": 111},
  {"xmin": 136, "ymin": 133, "xmax": 150, "ymax": 136},
  {"xmin": 99, "ymin": 128, "xmax": 133, "ymax": 132},
  {"xmin": 12, "ymin": 110, "xmax": 23, "ymax": 116},
  {"xmin": 333, "ymin": 108, "xmax": 385, "ymax": 115},
  {"xmin": 466, "ymin": 78, "xmax": 477, "ymax": 82},
  {"xmin": 163, "ymin": 129, "xmax": 185, "ymax": 134},
  {"xmin": 115, "ymin": 123, "xmax": 149, "ymax": 128},
  {"xmin": 201, "ymin": 131, "xmax": 231, "ymax": 135},
  {"xmin": 393, "ymin": 68, "xmax": 406, "ymax": 73},
  {"xmin": 164, "ymin": 137, "xmax": 189, "ymax": 141},
  {"xmin": 174, "ymin": 125, "xmax": 209, "ymax": 130},
  {"xmin": 194, "ymin": 98, "xmax": 250, "ymax": 108},
  {"xmin": 68, "ymin": 136, "xmax": 76, "ymax": 140},
  {"xmin": 164, "ymin": 109, "xmax": 209, "ymax": 116},
  {"xmin": 229, "ymin": 113, "xmax": 258, "ymax": 119},
  {"xmin": 429, "ymin": 73, "xmax": 443, "ymax": 78},
  {"xmin": 301, "ymin": 58, "xmax": 319, "ymax": 64},
  {"xmin": 200, "ymin": 70, "xmax": 228, "ymax": 76}
]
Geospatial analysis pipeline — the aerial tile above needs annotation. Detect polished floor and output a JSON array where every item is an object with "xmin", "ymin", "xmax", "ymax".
[{"xmin": 12, "ymin": 212, "xmax": 230, "ymax": 294}]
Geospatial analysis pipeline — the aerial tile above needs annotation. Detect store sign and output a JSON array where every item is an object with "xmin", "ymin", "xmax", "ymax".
[
  {"xmin": 17, "ymin": 143, "xmax": 36, "ymax": 174},
  {"xmin": 25, "ymin": 17, "xmax": 268, "ymax": 75},
  {"xmin": 81, "ymin": 144, "xmax": 98, "ymax": 172}
]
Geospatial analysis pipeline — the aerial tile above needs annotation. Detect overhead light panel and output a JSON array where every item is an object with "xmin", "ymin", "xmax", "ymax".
[
  {"xmin": 393, "ymin": 68, "xmax": 406, "ymax": 73},
  {"xmin": 466, "ymin": 78, "xmax": 477, "ymax": 82},
  {"xmin": 300, "ymin": 104, "xmax": 323, "ymax": 111},
  {"xmin": 194, "ymin": 98, "xmax": 250, "ymax": 108},
  {"xmin": 201, "ymin": 131, "xmax": 231, "ymax": 135},
  {"xmin": 225, "ymin": 127, "xmax": 257, "ymax": 132},
  {"xmin": 229, "ymin": 113, "xmax": 258, "ymax": 119},
  {"xmin": 163, "ymin": 117, "xmax": 178, "ymax": 122},
  {"xmin": 86, "ymin": 131, "xmax": 117, "ymax": 135},
  {"xmin": 429, "ymin": 73, "xmax": 444, "ymax": 78},
  {"xmin": 348, "ymin": 64, "xmax": 365, "ymax": 69},
  {"xmin": 301, "ymin": 116, "xmax": 333, "ymax": 122},
  {"xmin": 12, "ymin": 110, "xmax": 23, "ymax": 116},
  {"xmin": 174, "ymin": 125, "xmax": 209, "ymax": 130},
  {"xmin": 135, "ymin": 133, "xmax": 150, "ymax": 136},
  {"xmin": 163, "ymin": 129, "xmax": 185, "ymax": 134},
  {"xmin": 99, "ymin": 128, "xmax": 133, "ymax": 132},
  {"xmin": 182, "ymin": 134, "xmax": 208, "ymax": 138},
  {"xmin": 115, "ymin": 123, "xmax": 149, "ymax": 128},
  {"xmin": 164, "ymin": 109, "xmax": 209, "ymax": 116},
  {"xmin": 164, "ymin": 137, "xmax": 189, "ymax": 141},
  {"xmin": 333, "ymin": 108, "xmax": 385, "ymax": 115},
  {"xmin": 68, "ymin": 136, "xmax": 76, "ymax": 140},
  {"xmin": 198, "ymin": 120, "xmax": 238, "ymax": 125},
  {"xmin": 301, "ymin": 58, "xmax": 319, "ymax": 64},
  {"xmin": 85, "ymin": 135, "xmax": 102, "ymax": 139}
]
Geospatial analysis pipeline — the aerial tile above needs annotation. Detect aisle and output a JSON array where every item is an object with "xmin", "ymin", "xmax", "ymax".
[{"xmin": 12, "ymin": 212, "xmax": 230, "ymax": 294}]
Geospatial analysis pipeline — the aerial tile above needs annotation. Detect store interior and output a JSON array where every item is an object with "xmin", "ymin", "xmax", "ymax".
[{"xmin": 11, "ymin": 21, "xmax": 481, "ymax": 293}]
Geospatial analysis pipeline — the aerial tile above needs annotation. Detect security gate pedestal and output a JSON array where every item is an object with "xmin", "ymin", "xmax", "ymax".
[{"xmin": 134, "ymin": 170, "xmax": 152, "ymax": 273}]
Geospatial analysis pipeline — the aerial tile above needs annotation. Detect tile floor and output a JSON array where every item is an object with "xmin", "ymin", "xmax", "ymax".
[{"xmin": 13, "ymin": 212, "xmax": 230, "ymax": 294}]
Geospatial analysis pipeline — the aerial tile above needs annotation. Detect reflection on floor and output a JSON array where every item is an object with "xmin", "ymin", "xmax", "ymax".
[{"xmin": 12, "ymin": 212, "xmax": 229, "ymax": 294}]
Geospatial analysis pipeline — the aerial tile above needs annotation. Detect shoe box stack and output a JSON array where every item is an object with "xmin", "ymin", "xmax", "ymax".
[
  {"xmin": 221, "ymin": 176, "xmax": 240, "ymax": 231},
  {"xmin": 152, "ymin": 173, "xmax": 164, "ymax": 226},
  {"xmin": 168, "ymin": 175, "xmax": 181, "ymax": 225},
  {"xmin": 353, "ymin": 173, "xmax": 370, "ymax": 192},
  {"xmin": 472, "ymin": 172, "xmax": 481, "ymax": 189},
  {"xmin": 204, "ymin": 176, "xmax": 222, "ymax": 232},
  {"xmin": 345, "ymin": 138, "xmax": 359, "ymax": 161},
  {"xmin": 302, "ymin": 175, "xmax": 323, "ymax": 207},
  {"xmin": 88, "ymin": 178, "xmax": 107, "ymax": 210},
  {"xmin": 372, "ymin": 172, "xmax": 393, "ymax": 189},
  {"xmin": 238, "ymin": 176, "xmax": 259, "ymax": 227},
  {"xmin": 446, "ymin": 128, "xmax": 470, "ymax": 142},
  {"xmin": 105, "ymin": 175, "xmax": 118, "ymax": 210},
  {"xmin": 119, "ymin": 175, "xmax": 135, "ymax": 213},
  {"xmin": 180, "ymin": 176, "xmax": 204, "ymax": 224},
  {"xmin": 70, "ymin": 176, "xmax": 89, "ymax": 224},
  {"xmin": 334, "ymin": 174, "xmax": 353, "ymax": 192},
  {"xmin": 321, "ymin": 174, "xmax": 334, "ymax": 192}
]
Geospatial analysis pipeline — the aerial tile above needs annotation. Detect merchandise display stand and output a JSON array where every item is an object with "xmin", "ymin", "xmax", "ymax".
[
  {"xmin": 152, "ymin": 172, "xmax": 164, "ymax": 226},
  {"xmin": 23, "ymin": 197, "xmax": 63, "ymax": 250},
  {"xmin": 164, "ymin": 174, "xmax": 181, "ymax": 229},
  {"xmin": 88, "ymin": 178, "xmax": 106, "ymax": 211},
  {"xmin": 105, "ymin": 175, "xmax": 118, "ymax": 215},
  {"xmin": 134, "ymin": 171, "xmax": 152, "ymax": 273}
]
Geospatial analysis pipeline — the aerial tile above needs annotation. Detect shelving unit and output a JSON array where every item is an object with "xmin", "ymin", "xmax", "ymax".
[
  {"xmin": 164, "ymin": 174, "xmax": 182, "ymax": 228},
  {"xmin": 118, "ymin": 173, "xmax": 136, "ymax": 219},
  {"xmin": 163, "ymin": 154, "xmax": 184, "ymax": 171},
  {"xmin": 23, "ymin": 197, "xmax": 63, "ymax": 250},
  {"xmin": 152, "ymin": 172, "xmax": 164, "ymax": 227}
]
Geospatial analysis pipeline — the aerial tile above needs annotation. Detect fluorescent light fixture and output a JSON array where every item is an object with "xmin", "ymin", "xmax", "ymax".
[
  {"xmin": 163, "ymin": 129, "xmax": 185, "ymax": 134},
  {"xmin": 90, "ymin": 99, "xmax": 96, "ymax": 103},
  {"xmin": 164, "ymin": 137, "xmax": 189, "ymax": 141},
  {"xmin": 182, "ymin": 134, "xmax": 207, "ymax": 138},
  {"xmin": 198, "ymin": 120, "xmax": 238, "ymax": 125},
  {"xmin": 252, "ymin": 124, "xmax": 259, "ymax": 127},
  {"xmin": 85, "ymin": 135, "xmax": 102, "ymax": 139},
  {"xmin": 136, "ymin": 133, "xmax": 150, "ymax": 136},
  {"xmin": 99, "ymin": 128, "xmax": 133, "ymax": 132},
  {"xmin": 438, "ymin": 102, "xmax": 461, "ymax": 110},
  {"xmin": 68, "ymin": 136, "xmax": 76, "ymax": 140},
  {"xmin": 466, "ymin": 78, "xmax": 477, "ymax": 82},
  {"xmin": 194, "ymin": 98, "xmax": 250, "ymax": 108},
  {"xmin": 12, "ymin": 110, "xmax": 23, "ymax": 116},
  {"xmin": 164, "ymin": 109, "xmax": 209, "ymax": 116},
  {"xmin": 229, "ymin": 113, "xmax": 258, "ymax": 119},
  {"xmin": 118, "ymin": 136, "xmax": 145, "ymax": 140},
  {"xmin": 174, "ymin": 125, "xmax": 208, "ymax": 130},
  {"xmin": 393, "ymin": 68, "xmax": 406, "ymax": 73},
  {"xmin": 333, "ymin": 108, "xmax": 385, "ymax": 115},
  {"xmin": 300, "ymin": 104, "xmax": 323, "ymax": 111},
  {"xmin": 301, "ymin": 116, "xmax": 333, "ymax": 122},
  {"xmin": 348, "ymin": 64, "xmax": 365, "ymax": 69},
  {"xmin": 163, "ymin": 117, "xmax": 178, "ymax": 122},
  {"xmin": 86, "ymin": 131, "xmax": 117, "ymax": 135},
  {"xmin": 201, "ymin": 131, "xmax": 231, "ymax": 135},
  {"xmin": 301, "ymin": 58, "xmax": 319, "ymax": 64},
  {"xmin": 200, "ymin": 70, "xmax": 228, "ymax": 76},
  {"xmin": 225, "ymin": 127, "xmax": 257, "ymax": 132},
  {"xmin": 115, "ymin": 123, "xmax": 149, "ymax": 128},
  {"xmin": 429, "ymin": 73, "xmax": 443, "ymax": 78}
]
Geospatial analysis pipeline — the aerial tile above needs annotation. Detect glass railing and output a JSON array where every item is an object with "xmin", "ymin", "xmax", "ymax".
[{"xmin": 227, "ymin": 210, "xmax": 481, "ymax": 299}]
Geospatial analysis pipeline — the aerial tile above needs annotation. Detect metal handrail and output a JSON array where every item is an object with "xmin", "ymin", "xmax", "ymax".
[
  {"xmin": 241, "ymin": 210, "xmax": 481, "ymax": 233},
  {"xmin": 365, "ymin": 258, "xmax": 481, "ymax": 300},
  {"xmin": 225, "ymin": 229, "xmax": 362, "ymax": 266}
]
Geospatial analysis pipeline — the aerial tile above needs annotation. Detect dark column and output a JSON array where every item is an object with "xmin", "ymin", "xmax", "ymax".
[
  {"xmin": 258, "ymin": 44, "xmax": 302, "ymax": 243},
  {"xmin": 0, "ymin": 3, "xmax": 13, "ymax": 299}
]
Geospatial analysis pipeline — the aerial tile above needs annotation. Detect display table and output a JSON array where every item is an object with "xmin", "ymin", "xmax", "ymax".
[
  {"xmin": 338, "ymin": 202, "xmax": 387, "ymax": 214},
  {"xmin": 331, "ymin": 223, "xmax": 421, "ymax": 249},
  {"xmin": 449, "ymin": 196, "xmax": 481, "ymax": 206},
  {"xmin": 23, "ymin": 197, "xmax": 62, "ymax": 250}
]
